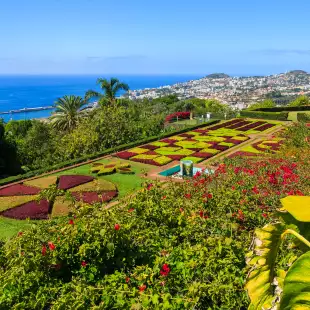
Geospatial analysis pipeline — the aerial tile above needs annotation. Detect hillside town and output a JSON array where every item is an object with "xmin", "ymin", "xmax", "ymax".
[{"xmin": 126, "ymin": 70, "xmax": 310, "ymax": 108}]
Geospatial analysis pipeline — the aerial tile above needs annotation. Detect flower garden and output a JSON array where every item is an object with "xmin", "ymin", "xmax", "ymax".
[
  {"xmin": 0, "ymin": 119, "xmax": 309, "ymax": 309},
  {"xmin": 115, "ymin": 118, "xmax": 280, "ymax": 166},
  {"xmin": 0, "ymin": 175, "xmax": 118, "ymax": 220}
]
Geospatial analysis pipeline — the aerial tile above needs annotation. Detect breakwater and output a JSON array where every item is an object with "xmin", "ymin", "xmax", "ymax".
[{"xmin": 0, "ymin": 106, "xmax": 54, "ymax": 115}]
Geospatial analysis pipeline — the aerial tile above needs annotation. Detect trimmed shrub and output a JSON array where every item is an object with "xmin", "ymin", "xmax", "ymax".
[
  {"xmin": 0, "ymin": 199, "xmax": 49, "ymax": 220},
  {"xmin": 297, "ymin": 113, "xmax": 310, "ymax": 122},
  {"xmin": 240, "ymin": 111, "xmax": 288, "ymax": 120},
  {"xmin": 0, "ymin": 195, "xmax": 38, "ymax": 212},
  {"xmin": 0, "ymin": 184, "xmax": 40, "ymax": 196},
  {"xmin": 58, "ymin": 175, "xmax": 94, "ymax": 190}
]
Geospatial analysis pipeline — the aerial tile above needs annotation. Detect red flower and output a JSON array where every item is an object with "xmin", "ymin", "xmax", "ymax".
[
  {"xmin": 139, "ymin": 284, "xmax": 147, "ymax": 292},
  {"xmin": 48, "ymin": 242, "xmax": 56, "ymax": 251},
  {"xmin": 262, "ymin": 213, "xmax": 268, "ymax": 218},
  {"xmin": 295, "ymin": 190, "xmax": 304, "ymax": 196},
  {"xmin": 18, "ymin": 231, "xmax": 23, "ymax": 236},
  {"xmin": 42, "ymin": 245, "xmax": 47, "ymax": 256},
  {"xmin": 207, "ymin": 193, "xmax": 213, "ymax": 199},
  {"xmin": 199, "ymin": 210, "xmax": 204, "ymax": 218},
  {"xmin": 125, "ymin": 277, "xmax": 130, "ymax": 283},
  {"xmin": 68, "ymin": 219, "xmax": 74, "ymax": 225},
  {"xmin": 114, "ymin": 224, "xmax": 120, "ymax": 230},
  {"xmin": 242, "ymin": 189, "xmax": 247, "ymax": 194},
  {"xmin": 231, "ymin": 186, "xmax": 236, "ymax": 190},
  {"xmin": 162, "ymin": 196, "xmax": 167, "ymax": 200},
  {"xmin": 146, "ymin": 183, "xmax": 153, "ymax": 190},
  {"xmin": 179, "ymin": 208, "xmax": 184, "ymax": 213},
  {"xmin": 252, "ymin": 186, "xmax": 259, "ymax": 194},
  {"xmin": 160, "ymin": 263, "xmax": 171, "ymax": 277},
  {"xmin": 184, "ymin": 193, "xmax": 191, "ymax": 199},
  {"xmin": 128, "ymin": 208, "xmax": 135, "ymax": 212},
  {"xmin": 81, "ymin": 261, "xmax": 88, "ymax": 267}
]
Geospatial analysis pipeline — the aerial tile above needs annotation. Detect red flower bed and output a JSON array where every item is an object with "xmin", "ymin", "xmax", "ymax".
[
  {"xmin": 58, "ymin": 175, "xmax": 94, "ymax": 190},
  {"xmin": 226, "ymin": 121, "xmax": 251, "ymax": 129},
  {"xmin": 0, "ymin": 184, "xmax": 40, "ymax": 196},
  {"xmin": 224, "ymin": 139, "xmax": 243, "ymax": 144},
  {"xmin": 159, "ymin": 138, "xmax": 178, "ymax": 144},
  {"xmin": 254, "ymin": 123, "xmax": 275, "ymax": 132},
  {"xmin": 193, "ymin": 129, "xmax": 209, "ymax": 134},
  {"xmin": 212, "ymin": 145, "xmax": 230, "ymax": 151},
  {"xmin": 165, "ymin": 111, "xmax": 190, "ymax": 123},
  {"xmin": 178, "ymin": 133, "xmax": 195, "ymax": 138},
  {"xmin": 228, "ymin": 151, "xmax": 259, "ymax": 158},
  {"xmin": 192, "ymin": 152, "xmax": 214, "ymax": 159},
  {"xmin": 130, "ymin": 157, "xmax": 161, "ymax": 166},
  {"xmin": 166, "ymin": 155, "xmax": 186, "ymax": 160},
  {"xmin": 72, "ymin": 191, "xmax": 117, "ymax": 204},
  {"xmin": 237, "ymin": 121, "xmax": 266, "ymax": 132},
  {"xmin": 0, "ymin": 199, "xmax": 49, "ymax": 220},
  {"xmin": 144, "ymin": 151, "xmax": 158, "ymax": 155},
  {"xmin": 115, "ymin": 151, "xmax": 137, "ymax": 160},
  {"xmin": 140, "ymin": 144, "xmax": 158, "ymax": 151}
]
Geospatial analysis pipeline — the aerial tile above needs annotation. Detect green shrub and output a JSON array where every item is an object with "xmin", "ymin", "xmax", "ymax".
[
  {"xmin": 297, "ymin": 112, "xmax": 310, "ymax": 122},
  {"xmin": 240, "ymin": 111, "xmax": 288, "ymax": 120}
]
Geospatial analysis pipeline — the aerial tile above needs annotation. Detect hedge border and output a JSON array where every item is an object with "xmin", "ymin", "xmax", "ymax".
[
  {"xmin": 240, "ymin": 111, "xmax": 288, "ymax": 121},
  {"xmin": 0, "ymin": 120, "xmax": 220, "ymax": 186},
  {"xmin": 252, "ymin": 106, "xmax": 310, "ymax": 112}
]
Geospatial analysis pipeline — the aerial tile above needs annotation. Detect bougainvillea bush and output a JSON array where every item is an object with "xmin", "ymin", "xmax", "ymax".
[{"xmin": 0, "ymin": 143, "xmax": 309, "ymax": 309}]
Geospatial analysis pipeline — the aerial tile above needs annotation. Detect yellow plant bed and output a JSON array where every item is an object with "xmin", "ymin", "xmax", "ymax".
[
  {"xmin": 0, "ymin": 195, "xmax": 38, "ymax": 212},
  {"xmin": 51, "ymin": 197, "xmax": 74, "ymax": 218},
  {"xmin": 131, "ymin": 154, "xmax": 160, "ymax": 160},
  {"xmin": 69, "ymin": 179, "xmax": 117, "ymax": 193},
  {"xmin": 153, "ymin": 156, "xmax": 173, "ymax": 165},
  {"xmin": 24, "ymin": 176, "xmax": 58, "ymax": 189},
  {"xmin": 170, "ymin": 136, "xmax": 187, "ymax": 141},
  {"xmin": 127, "ymin": 147, "xmax": 149, "ymax": 154}
]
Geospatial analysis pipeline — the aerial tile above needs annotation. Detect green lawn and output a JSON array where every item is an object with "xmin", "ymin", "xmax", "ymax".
[
  {"xmin": 287, "ymin": 111, "xmax": 310, "ymax": 121},
  {"xmin": 0, "ymin": 158, "xmax": 152, "ymax": 241}
]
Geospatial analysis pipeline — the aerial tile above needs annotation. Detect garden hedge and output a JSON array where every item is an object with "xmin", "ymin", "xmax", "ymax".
[
  {"xmin": 240, "ymin": 111, "xmax": 288, "ymax": 120},
  {"xmin": 0, "ymin": 120, "xmax": 220, "ymax": 186},
  {"xmin": 252, "ymin": 105, "xmax": 310, "ymax": 112},
  {"xmin": 297, "ymin": 112, "xmax": 310, "ymax": 122}
]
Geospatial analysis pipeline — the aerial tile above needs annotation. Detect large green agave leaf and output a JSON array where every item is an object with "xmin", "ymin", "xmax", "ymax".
[
  {"xmin": 280, "ymin": 251, "xmax": 310, "ymax": 310},
  {"xmin": 245, "ymin": 223, "xmax": 286, "ymax": 310},
  {"xmin": 280, "ymin": 196, "xmax": 310, "ymax": 222}
]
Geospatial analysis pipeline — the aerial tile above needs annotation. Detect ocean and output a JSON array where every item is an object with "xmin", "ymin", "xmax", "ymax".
[{"xmin": 0, "ymin": 75, "xmax": 202, "ymax": 122}]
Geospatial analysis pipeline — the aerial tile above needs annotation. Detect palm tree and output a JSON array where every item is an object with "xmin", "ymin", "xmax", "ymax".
[
  {"xmin": 85, "ymin": 77, "xmax": 129, "ymax": 106},
  {"xmin": 50, "ymin": 95, "xmax": 85, "ymax": 131}
]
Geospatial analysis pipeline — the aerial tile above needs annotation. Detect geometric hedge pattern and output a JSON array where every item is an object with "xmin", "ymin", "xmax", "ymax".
[
  {"xmin": 115, "ymin": 119, "xmax": 276, "ymax": 166},
  {"xmin": 229, "ymin": 137, "xmax": 284, "ymax": 158},
  {"xmin": 0, "ymin": 175, "xmax": 118, "ymax": 220}
]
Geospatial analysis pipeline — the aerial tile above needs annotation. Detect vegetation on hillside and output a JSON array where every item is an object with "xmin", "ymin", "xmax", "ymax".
[{"xmin": 0, "ymin": 123, "xmax": 309, "ymax": 309}]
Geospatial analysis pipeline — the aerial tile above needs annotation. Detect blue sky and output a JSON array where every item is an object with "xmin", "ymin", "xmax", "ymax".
[{"xmin": 1, "ymin": 0, "xmax": 310, "ymax": 75}]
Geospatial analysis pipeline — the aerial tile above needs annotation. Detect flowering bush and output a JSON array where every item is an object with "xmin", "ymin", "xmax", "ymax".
[
  {"xmin": 0, "ymin": 146, "xmax": 309, "ymax": 308},
  {"xmin": 165, "ymin": 111, "xmax": 190, "ymax": 123}
]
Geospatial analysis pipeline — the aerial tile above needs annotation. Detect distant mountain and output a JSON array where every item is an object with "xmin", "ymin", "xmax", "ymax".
[
  {"xmin": 205, "ymin": 73, "xmax": 230, "ymax": 79},
  {"xmin": 287, "ymin": 70, "xmax": 309, "ymax": 75}
]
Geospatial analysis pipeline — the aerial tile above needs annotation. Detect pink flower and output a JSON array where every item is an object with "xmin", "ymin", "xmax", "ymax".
[
  {"xmin": 114, "ymin": 224, "xmax": 120, "ymax": 230},
  {"xmin": 147, "ymin": 183, "xmax": 153, "ymax": 190},
  {"xmin": 81, "ymin": 261, "xmax": 88, "ymax": 267}
]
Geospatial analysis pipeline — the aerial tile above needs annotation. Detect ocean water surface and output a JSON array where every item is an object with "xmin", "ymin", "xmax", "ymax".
[{"xmin": 0, "ymin": 75, "xmax": 202, "ymax": 122}]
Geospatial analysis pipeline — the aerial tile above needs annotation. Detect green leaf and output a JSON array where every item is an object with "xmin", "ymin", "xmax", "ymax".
[
  {"xmin": 280, "ymin": 196, "xmax": 310, "ymax": 222},
  {"xmin": 245, "ymin": 223, "xmax": 286, "ymax": 309},
  {"xmin": 280, "ymin": 251, "xmax": 310, "ymax": 310}
]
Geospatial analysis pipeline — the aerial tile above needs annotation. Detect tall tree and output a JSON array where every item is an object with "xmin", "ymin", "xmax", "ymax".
[
  {"xmin": 50, "ymin": 95, "xmax": 85, "ymax": 131},
  {"xmin": 85, "ymin": 77, "xmax": 129, "ymax": 106}
]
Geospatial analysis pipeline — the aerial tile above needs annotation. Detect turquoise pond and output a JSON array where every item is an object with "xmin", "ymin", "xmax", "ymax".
[{"xmin": 159, "ymin": 166, "xmax": 214, "ymax": 177}]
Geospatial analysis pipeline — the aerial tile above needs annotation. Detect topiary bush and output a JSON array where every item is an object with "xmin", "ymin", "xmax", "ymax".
[{"xmin": 240, "ymin": 111, "xmax": 288, "ymax": 120}]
